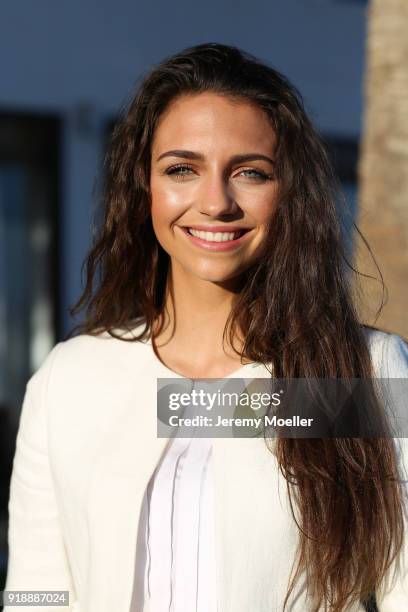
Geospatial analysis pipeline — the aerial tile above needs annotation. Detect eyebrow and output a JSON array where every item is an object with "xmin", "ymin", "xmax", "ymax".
[{"xmin": 156, "ymin": 149, "xmax": 275, "ymax": 165}]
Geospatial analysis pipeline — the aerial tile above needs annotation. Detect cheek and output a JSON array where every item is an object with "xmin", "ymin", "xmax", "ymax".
[
  {"xmin": 249, "ymin": 192, "xmax": 279, "ymax": 227},
  {"xmin": 150, "ymin": 178, "xmax": 190, "ymax": 231},
  {"xmin": 229, "ymin": 180, "xmax": 279, "ymax": 221}
]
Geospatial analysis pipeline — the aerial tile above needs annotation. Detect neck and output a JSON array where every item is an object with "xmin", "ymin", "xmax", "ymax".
[{"xmin": 153, "ymin": 261, "xmax": 246, "ymax": 365}]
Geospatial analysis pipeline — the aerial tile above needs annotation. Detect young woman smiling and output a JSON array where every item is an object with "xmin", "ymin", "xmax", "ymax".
[{"xmin": 4, "ymin": 43, "xmax": 408, "ymax": 612}]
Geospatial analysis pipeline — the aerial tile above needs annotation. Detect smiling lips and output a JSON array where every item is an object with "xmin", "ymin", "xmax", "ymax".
[{"xmin": 179, "ymin": 225, "xmax": 253, "ymax": 251}]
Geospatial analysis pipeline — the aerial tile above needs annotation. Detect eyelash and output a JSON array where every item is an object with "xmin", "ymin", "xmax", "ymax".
[{"xmin": 165, "ymin": 163, "xmax": 273, "ymax": 181}]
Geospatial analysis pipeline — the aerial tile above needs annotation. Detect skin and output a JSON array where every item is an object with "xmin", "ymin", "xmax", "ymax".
[{"xmin": 149, "ymin": 92, "xmax": 279, "ymax": 378}]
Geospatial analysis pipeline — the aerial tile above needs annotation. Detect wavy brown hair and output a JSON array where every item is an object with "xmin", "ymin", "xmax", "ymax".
[{"xmin": 67, "ymin": 43, "xmax": 406, "ymax": 611}]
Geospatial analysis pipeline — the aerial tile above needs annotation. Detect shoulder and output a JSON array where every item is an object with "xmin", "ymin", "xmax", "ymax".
[
  {"xmin": 29, "ymin": 323, "xmax": 154, "ymax": 398},
  {"xmin": 362, "ymin": 326, "xmax": 408, "ymax": 378}
]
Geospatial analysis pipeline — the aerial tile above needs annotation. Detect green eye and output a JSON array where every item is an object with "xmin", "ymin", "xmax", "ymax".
[
  {"xmin": 164, "ymin": 164, "xmax": 274, "ymax": 182},
  {"xmin": 166, "ymin": 164, "xmax": 195, "ymax": 177},
  {"xmin": 238, "ymin": 169, "xmax": 273, "ymax": 181}
]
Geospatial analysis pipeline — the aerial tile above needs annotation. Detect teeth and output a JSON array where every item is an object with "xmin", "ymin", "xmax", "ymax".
[{"xmin": 188, "ymin": 229, "xmax": 241, "ymax": 242}]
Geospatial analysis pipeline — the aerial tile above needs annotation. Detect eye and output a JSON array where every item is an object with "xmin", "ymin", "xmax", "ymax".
[
  {"xmin": 237, "ymin": 168, "xmax": 273, "ymax": 181},
  {"xmin": 164, "ymin": 163, "xmax": 274, "ymax": 182},
  {"xmin": 165, "ymin": 163, "xmax": 196, "ymax": 180}
]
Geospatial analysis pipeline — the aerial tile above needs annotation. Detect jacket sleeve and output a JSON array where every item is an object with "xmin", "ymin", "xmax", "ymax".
[
  {"xmin": 376, "ymin": 333, "xmax": 408, "ymax": 611},
  {"xmin": 2, "ymin": 343, "xmax": 80, "ymax": 612}
]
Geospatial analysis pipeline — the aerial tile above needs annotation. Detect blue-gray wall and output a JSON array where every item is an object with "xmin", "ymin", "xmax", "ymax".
[{"xmin": 0, "ymin": 0, "xmax": 367, "ymax": 336}]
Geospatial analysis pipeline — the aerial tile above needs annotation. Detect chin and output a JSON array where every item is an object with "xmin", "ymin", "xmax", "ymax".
[{"xmin": 190, "ymin": 266, "xmax": 246, "ymax": 284}]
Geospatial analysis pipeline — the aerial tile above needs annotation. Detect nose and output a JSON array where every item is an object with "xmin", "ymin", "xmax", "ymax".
[{"xmin": 196, "ymin": 171, "xmax": 238, "ymax": 217}]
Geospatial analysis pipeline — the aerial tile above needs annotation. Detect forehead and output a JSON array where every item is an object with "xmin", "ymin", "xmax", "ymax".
[{"xmin": 151, "ymin": 92, "xmax": 277, "ymax": 156}]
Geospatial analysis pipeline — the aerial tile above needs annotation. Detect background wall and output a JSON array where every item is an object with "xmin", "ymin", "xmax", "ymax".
[{"xmin": 0, "ymin": 0, "xmax": 367, "ymax": 336}]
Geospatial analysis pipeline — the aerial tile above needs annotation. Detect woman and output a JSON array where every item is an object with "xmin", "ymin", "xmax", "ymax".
[{"xmin": 4, "ymin": 43, "xmax": 408, "ymax": 612}]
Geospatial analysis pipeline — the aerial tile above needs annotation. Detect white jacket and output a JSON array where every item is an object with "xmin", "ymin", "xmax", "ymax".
[{"xmin": 3, "ymin": 326, "xmax": 408, "ymax": 612}]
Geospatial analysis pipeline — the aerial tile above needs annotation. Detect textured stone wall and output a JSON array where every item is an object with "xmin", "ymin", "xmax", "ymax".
[{"xmin": 355, "ymin": 0, "xmax": 408, "ymax": 339}]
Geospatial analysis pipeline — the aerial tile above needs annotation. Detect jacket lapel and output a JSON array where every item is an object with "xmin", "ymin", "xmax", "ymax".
[
  {"xmin": 212, "ymin": 435, "xmax": 283, "ymax": 612},
  {"xmin": 84, "ymin": 389, "xmax": 170, "ymax": 612}
]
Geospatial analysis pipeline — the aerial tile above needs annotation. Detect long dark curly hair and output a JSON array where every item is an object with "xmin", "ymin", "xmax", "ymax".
[{"xmin": 67, "ymin": 42, "xmax": 406, "ymax": 612}]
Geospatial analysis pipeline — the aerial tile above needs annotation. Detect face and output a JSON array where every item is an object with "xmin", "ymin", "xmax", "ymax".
[{"xmin": 150, "ymin": 92, "xmax": 279, "ymax": 285}]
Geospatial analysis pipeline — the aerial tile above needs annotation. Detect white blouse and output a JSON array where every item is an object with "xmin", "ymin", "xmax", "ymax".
[
  {"xmin": 137, "ymin": 377, "xmax": 246, "ymax": 612},
  {"xmin": 143, "ymin": 434, "xmax": 217, "ymax": 612}
]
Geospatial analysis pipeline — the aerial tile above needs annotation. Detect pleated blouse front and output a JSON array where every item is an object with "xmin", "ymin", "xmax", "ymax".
[{"xmin": 139, "ymin": 433, "xmax": 217, "ymax": 612}]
